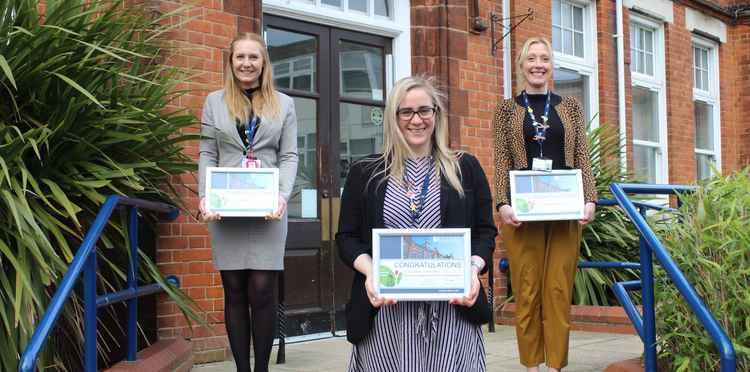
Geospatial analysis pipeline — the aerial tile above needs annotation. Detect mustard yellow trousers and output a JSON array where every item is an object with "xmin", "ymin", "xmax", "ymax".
[{"xmin": 502, "ymin": 220, "xmax": 582, "ymax": 369}]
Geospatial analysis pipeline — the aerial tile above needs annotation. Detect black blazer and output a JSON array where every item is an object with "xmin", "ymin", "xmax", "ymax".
[{"xmin": 335, "ymin": 152, "xmax": 498, "ymax": 344}]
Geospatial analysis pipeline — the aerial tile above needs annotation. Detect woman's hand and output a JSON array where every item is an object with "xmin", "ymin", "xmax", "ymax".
[
  {"xmin": 499, "ymin": 204, "xmax": 521, "ymax": 227},
  {"xmin": 450, "ymin": 267, "xmax": 481, "ymax": 307},
  {"xmin": 579, "ymin": 202, "xmax": 596, "ymax": 226},
  {"xmin": 198, "ymin": 197, "xmax": 221, "ymax": 222},
  {"xmin": 265, "ymin": 196, "xmax": 287, "ymax": 220},
  {"xmin": 353, "ymin": 253, "xmax": 396, "ymax": 308},
  {"xmin": 365, "ymin": 274, "xmax": 397, "ymax": 308}
]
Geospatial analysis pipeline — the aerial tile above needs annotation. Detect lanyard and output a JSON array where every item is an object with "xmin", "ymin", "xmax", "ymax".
[
  {"xmin": 522, "ymin": 90, "xmax": 551, "ymax": 158},
  {"xmin": 405, "ymin": 165, "xmax": 432, "ymax": 225},
  {"xmin": 244, "ymin": 115, "xmax": 259, "ymax": 159}
]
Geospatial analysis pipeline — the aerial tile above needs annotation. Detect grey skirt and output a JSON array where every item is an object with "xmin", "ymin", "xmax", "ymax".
[{"xmin": 207, "ymin": 211, "xmax": 287, "ymax": 271}]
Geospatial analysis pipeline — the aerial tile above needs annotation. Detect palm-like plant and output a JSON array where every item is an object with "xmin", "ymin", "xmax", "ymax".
[
  {"xmin": 574, "ymin": 122, "xmax": 641, "ymax": 306},
  {"xmin": 1, "ymin": 1, "xmax": 202, "ymax": 370}
]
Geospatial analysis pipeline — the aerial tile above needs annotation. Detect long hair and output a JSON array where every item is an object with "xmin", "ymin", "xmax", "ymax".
[
  {"xmin": 515, "ymin": 36, "xmax": 554, "ymax": 93},
  {"xmin": 223, "ymin": 33, "xmax": 280, "ymax": 122},
  {"xmin": 369, "ymin": 76, "xmax": 464, "ymax": 196}
]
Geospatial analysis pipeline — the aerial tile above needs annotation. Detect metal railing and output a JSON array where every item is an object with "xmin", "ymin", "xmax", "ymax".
[
  {"xmin": 19, "ymin": 195, "xmax": 180, "ymax": 372},
  {"xmin": 610, "ymin": 183, "xmax": 735, "ymax": 372},
  {"xmin": 498, "ymin": 184, "xmax": 736, "ymax": 371}
]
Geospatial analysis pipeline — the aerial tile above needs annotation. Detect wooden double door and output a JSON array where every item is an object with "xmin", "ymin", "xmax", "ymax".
[{"xmin": 264, "ymin": 15, "xmax": 391, "ymax": 336}]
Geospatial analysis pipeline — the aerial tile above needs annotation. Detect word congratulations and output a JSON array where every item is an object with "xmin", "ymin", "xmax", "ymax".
[{"xmin": 393, "ymin": 261, "xmax": 462, "ymax": 269}]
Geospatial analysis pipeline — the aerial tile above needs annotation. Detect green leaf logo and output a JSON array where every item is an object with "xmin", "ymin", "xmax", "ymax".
[
  {"xmin": 515, "ymin": 197, "xmax": 530, "ymax": 213},
  {"xmin": 379, "ymin": 265, "xmax": 396, "ymax": 287}
]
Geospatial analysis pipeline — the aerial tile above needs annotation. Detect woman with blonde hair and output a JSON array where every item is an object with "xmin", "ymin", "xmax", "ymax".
[
  {"xmin": 336, "ymin": 76, "xmax": 497, "ymax": 372},
  {"xmin": 493, "ymin": 36, "xmax": 597, "ymax": 372},
  {"xmin": 198, "ymin": 32, "xmax": 298, "ymax": 372}
]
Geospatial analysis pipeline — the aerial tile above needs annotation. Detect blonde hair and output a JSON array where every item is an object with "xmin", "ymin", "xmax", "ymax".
[
  {"xmin": 515, "ymin": 36, "xmax": 554, "ymax": 93},
  {"xmin": 370, "ymin": 76, "xmax": 464, "ymax": 196},
  {"xmin": 223, "ymin": 33, "xmax": 280, "ymax": 122}
]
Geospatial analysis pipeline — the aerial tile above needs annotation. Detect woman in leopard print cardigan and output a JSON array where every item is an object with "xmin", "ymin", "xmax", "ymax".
[{"xmin": 492, "ymin": 37, "xmax": 597, "ymax": 372}]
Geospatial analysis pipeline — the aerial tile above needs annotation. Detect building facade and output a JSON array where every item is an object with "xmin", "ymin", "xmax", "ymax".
[{"xmin": 152, "ymin": 0, "xmax": 750, "ymax": 362}]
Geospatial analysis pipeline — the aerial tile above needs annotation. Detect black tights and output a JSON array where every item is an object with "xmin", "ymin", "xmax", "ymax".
[{"xmin": 220, "ymin": 269, "xmax": 278, "ymax": 372}]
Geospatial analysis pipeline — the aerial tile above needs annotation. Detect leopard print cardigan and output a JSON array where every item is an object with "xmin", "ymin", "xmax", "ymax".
[{"xmin": 492, "ymin": 95, "xmax": 597, "ymax": 208}]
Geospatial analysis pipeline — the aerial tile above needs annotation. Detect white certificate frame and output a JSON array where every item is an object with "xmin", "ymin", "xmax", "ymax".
[
  {"xmin": 205, "ymin": 167, "xmax": 279, "ymax": 217},
  {"xmin": 509, "ymin": 169, "xmax": 585, "ymax": 221},
  {"xmin": 372, "ymin": 228, "xmax": 471, "ymax": 301}
]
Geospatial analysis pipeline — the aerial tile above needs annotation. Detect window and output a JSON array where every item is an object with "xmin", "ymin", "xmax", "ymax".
[
  {"xmin": 630, "ymin": 17, "xmax": 667, "ymax": 183},
  {"xmin": 551, "ymin": 0, "xmax": 598, "ymax": 125},
  {"xmin": 552, "ymin": 0, "xmax": 584, "ymax": 58},
  {"xmin": 692, "ymin": 38, "xmax": 721, "ymax": 180},
  {"xmin": 299, "ymin": 0, "xmax": 391, "ymax": 18},
  {"xmin": 630, "ymin": 24, "xmax": 654, "ymax": 76}
]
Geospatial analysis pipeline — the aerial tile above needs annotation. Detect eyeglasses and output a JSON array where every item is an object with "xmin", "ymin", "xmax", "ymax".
[{"xmin": 397, "ymin": 106, "xmax": 437, "ymax": 121}]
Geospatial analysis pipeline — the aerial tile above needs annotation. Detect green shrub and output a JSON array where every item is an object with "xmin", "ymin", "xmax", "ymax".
[
  {"xmin": 653, "ymin": 168, "xmax": 750, "ymax": 371},
  {"xmin": 1, "ymin": 1, "xmax": 202, "ymax": 370}
]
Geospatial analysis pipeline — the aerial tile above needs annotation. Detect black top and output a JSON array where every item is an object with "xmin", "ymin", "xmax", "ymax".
[
  {"xmin": 515, "ymin": 92, "xmax": 566, "ymax": 169},
  {"xmin": 335, "ymin": 153, "xmax": 498, "ymax": 344}
]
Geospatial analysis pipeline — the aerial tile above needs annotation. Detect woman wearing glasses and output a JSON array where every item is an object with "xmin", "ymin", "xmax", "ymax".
[
  {"xmin": 336, "ymin": 76, "xmax": 497, "ymax": 372},
  {"xmin": 493, "ymin": 37, "xmax": 597, "ymax": 372}
]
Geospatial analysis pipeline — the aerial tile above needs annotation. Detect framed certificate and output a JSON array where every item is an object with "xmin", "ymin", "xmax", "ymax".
[
  {"xmin": 205, "ymin": 167, "xmax": 279, "ymax": 217},
  {"xmin": 509, "ymin": 169, "xmax": 585, "ymax": 221},
  {"xmin": 372, "ymin": 228, "xmax": 471, "ymax": 301}
]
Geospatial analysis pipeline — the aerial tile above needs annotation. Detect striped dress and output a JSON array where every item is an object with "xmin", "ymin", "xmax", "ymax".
[{"xmin": 347, "ymin": 156, "xmax": 486, "ymax": 372}]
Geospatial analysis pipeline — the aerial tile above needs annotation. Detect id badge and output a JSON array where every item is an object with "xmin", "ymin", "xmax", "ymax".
[
  {"xmin": 531, "ymin": 157, "xmax": 552, "ymax": 171},
  {"xmin": 242, "ymin": 158, "xmax": 261, "ymax": 168}
]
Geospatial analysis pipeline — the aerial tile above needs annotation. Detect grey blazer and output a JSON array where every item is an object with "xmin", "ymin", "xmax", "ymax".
[
  {"xmin": 198, "ymin": 89, "xmax": 298, "ymax": 200},
  {"xmin": 197, "ymin": 89, "xmax": 298, "ymax": 270}
]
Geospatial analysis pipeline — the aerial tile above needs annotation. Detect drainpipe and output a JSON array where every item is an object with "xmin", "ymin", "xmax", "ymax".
[
  {"xmin": 616, "ymin": 0, "xmax": 627, "ymax": 169},
  {"xmin": 503, "ymin": 0, "xmax": 512, "ymax": 98}
]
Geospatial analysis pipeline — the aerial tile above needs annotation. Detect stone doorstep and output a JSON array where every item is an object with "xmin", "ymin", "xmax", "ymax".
[
  {"xmin": 104, "ymin": 338, "xmax": 193, "ymax": 372},
  {"xmin": 496, "ymin": 304, "xmax": 639, "ymax": 335}
]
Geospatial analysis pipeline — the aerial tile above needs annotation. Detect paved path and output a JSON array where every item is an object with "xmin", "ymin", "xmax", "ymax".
[{"xmin": 192, "ymin": 325, "xmax": 642, "ymax": 371}]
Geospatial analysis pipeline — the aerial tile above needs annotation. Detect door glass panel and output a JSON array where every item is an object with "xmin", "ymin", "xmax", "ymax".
[
  {"xmin": 289, "ymin": 96, "xmax": 318, "ymax": 219},
  {"xmin": 266, "ymin": 27, "xmax": 317, "ymax": 93},
  {"xmin": 339, "ymin": 103, "xmax": 384, "ymax": 183},
  {"xmin": 339, "ymin": 41, "xmax": 384, "ymax": 101}
]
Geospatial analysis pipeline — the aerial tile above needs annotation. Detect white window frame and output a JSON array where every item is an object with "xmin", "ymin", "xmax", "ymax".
[
  {"xmin": 552, "ymin": 0, "xmax": 599, "ymax": 129},
  {"xmin": 692, "ymin": 35, "xmax": 721, "ymax": 178},
  {"xmin": 630, "ymin": 15, "xmax": 668, "ymax": 184},
  {"xmin": 263, "ymin": 0, "xmax": 411, "ymax": 92}
]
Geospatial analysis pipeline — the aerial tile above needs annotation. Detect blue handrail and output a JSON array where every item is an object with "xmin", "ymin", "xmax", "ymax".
[
  {"xmin": 18, "ymin": 195, "xmax": 180, "ymax": 372},
  {"xmin": 611, "ymin": 183, "xmax": 736, "ymax": 372},
  {"xmin": 498, "ymin": 190, "xmax": 736, "ymax": 371}
]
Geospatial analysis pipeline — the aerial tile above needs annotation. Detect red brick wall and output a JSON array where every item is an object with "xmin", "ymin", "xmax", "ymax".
[
  {"xmin": 597, "ymin": 0, "xmax": 620, "ymax": 135},
  {"xmin": 154, "ymin": 0, "xmax": 261, "ymax": 363},
  {"xmin": 735, "ymin": 24, "xmax": 750, "ymax": 167},
  {"xmin": 666, "ymin": 4, "xmax": 697, "ymax": 184}
]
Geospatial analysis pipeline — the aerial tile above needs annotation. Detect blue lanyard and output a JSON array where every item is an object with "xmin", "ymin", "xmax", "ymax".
[
  {"xmin": 406, "ymin": 166, "xmax": 432, "ymax": 225},
  {"xmin": 522, "ymin": 90, "xmax": 551, "ymax": 158},
  {"xmin": 244, "ymin": 116, "xmax": 259, "ymax": 158}
]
